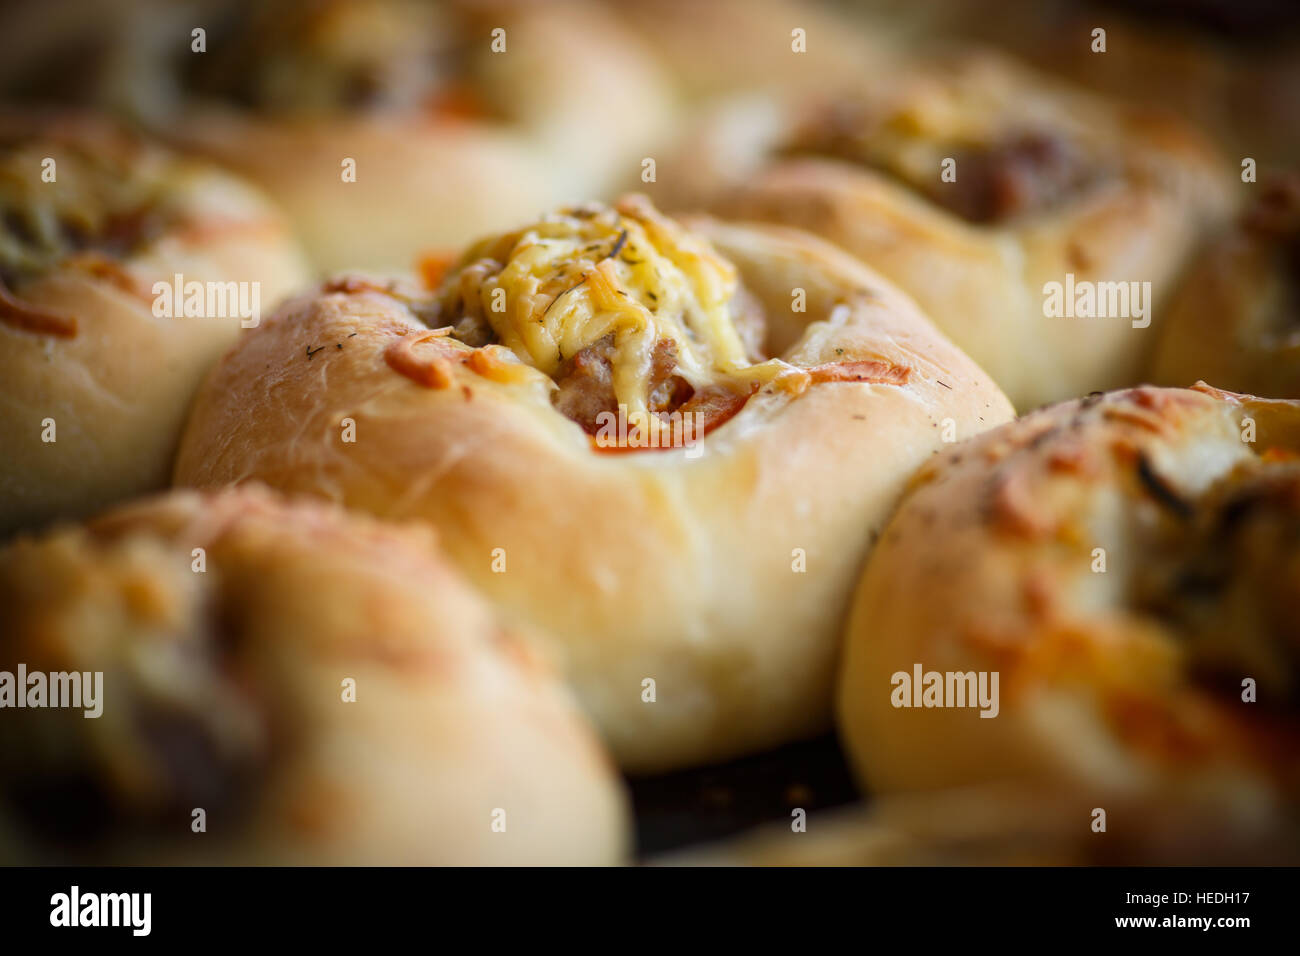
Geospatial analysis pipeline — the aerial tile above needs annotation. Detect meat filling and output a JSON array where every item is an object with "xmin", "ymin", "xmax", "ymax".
[
  {"xmin": 932, "ymin": 133, "xmax": 1098, "ymax": 224},
  {"xmin": 782, "ymin": 100, "xmax": 1101, "ymax": 224},
  {"xmin": 552, "ymin": 336, "xmax": 693, "ymax": 435},
  {"xmin": 429, "ymin": 244, "xmax": 769, "ymax": 434}
]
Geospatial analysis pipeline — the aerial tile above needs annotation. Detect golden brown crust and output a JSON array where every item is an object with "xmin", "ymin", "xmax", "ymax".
[
  {"xmin": 838, "ymin": 385, "xmax": 1300, "ymax": 823},
  {"xmin": 615, "ymin": 0, "xmax": 894, "ymax": 99},
  {"xmin": 0, "ymin": 116, "xmax": 310, "ymax": 536},
  {"xmin": 175, "ymin": 205, "xmax": 1014, "ymax": 773},
  {"xmin": 0, "ymin": 485, "xmax": 629, "ymax": 864}
]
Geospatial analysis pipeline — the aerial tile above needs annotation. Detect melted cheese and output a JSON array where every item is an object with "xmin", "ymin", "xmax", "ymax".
[{"xmin": 432, "ymin": 196, "xmax": 799, "ymax": 429}]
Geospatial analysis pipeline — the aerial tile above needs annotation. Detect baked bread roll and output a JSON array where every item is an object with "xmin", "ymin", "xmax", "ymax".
[
  {"xmin": 0, "ymin": 485, "xmax": 628, "ymax": 865},
  {"xmin": 895, "ymin": 0, "xmax": 1300, "ymax": 167},
  {"xmin": 657, "ymin": 784, "xmax": 1296, "ymax": 866},
  {"xmin": 174, "ymin": 195, "xmax": 1014, "ymax": 773},
  {"xmin": 666, "ymin": 52, "xmax": 1231, "ymax": 411},
  {"xmin": 1151, "ymin": 175, "xmax": 1300, "ymax": 397},
  {"xmin": 97, "ymin": 0, "xmax": 671, "ymax": 273},
  {"xmin": 838, "ymin": 384, "xmax": 1300, "ymax": 826},
  {"xmin": 0, "ymin": 116, "xmax": 309, "ymax": 536}
]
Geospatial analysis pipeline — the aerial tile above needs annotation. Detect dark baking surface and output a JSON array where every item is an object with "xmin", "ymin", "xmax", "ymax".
[
  {"xmin": 1094, "ymin": 0, "xmax": 1300, "ymax": 37},
  {"xmin": 629, "ymin": 733, "xmax": 862, "ymax": 858}
]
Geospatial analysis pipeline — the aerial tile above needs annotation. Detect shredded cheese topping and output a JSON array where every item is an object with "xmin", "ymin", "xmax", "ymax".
[{"xmin": 430, "ymin": 195, "xmax": 797, "ymax": 432}]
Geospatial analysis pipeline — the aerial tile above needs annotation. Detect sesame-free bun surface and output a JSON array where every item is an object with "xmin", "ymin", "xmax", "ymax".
[
  {"xmin": 175, "ymin": 198, "xmax": 1014, "ymax": 773},
  {"xmin": 0, "ymin": 486, "xmax": 628, "ymax": 865},
  {"xmin": 681, "ymin": 52, "xmax": 1232, "ymax": 410},
  {"xmin": 838, "ymin": 384, "xmax": 1300, "ymax": 826},
  {"xmin": 615, "ymin": 0, "xmax": 893, "ymax": 100},
  {"xmin": 0, "ymin": 117, "xmax": 310, "ymax": 536}
]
